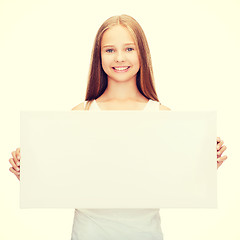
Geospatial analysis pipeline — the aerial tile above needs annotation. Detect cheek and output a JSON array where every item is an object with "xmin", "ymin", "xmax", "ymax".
[
  {"xmin": 101, "ymin": 54, "xmax": 112, "ymax": 68},
  {"xmin": 131, "ymin": 53, "xmax": 140, "ymax": 69},
  {"xmin": 101, "ymin": 55, "xmax": 112, "ymax": 75}
]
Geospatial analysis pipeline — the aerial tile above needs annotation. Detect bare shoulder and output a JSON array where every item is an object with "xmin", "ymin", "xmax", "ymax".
[
  {"xmin": 159, "ymin": 103, "xmax": 171, "ymax": 111},
  {"xmin": 71, "ymin": 102, "xmax": 85, "ymax": 111}
]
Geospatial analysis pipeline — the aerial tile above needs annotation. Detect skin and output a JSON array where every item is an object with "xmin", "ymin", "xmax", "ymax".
[
  {"xmin": 9, "ymin": 25, "xmax": 228, "ymax": 179},
  {"xmin": 100, "ymin": 25, "xmax": 141, "ymax": 98}
]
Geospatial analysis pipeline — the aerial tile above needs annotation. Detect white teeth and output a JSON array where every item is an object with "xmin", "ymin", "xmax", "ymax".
[{"xmin": 114, "ymin": 67, "xmax": 129, "ymax": 70}]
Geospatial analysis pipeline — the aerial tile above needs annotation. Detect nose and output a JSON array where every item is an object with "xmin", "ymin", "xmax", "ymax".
[{"xmin": 114, "ymin": 51, "xmax": 125, "ymax": 62}]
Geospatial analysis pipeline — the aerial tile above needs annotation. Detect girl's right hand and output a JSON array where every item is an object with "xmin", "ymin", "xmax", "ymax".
[{"xmin": 9, "ymin": 148, "xmax": 21, "ymax": 181}]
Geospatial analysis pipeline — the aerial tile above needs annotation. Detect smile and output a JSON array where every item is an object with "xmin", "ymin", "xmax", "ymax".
[{"xmin": 112, "ymin": 66, "xmax": 130, "ymax": 72}]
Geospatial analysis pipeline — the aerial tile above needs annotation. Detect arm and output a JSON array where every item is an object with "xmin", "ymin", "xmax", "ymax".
[
  {"xmin": 159, "ymin": 104, "xmax": 171, "ymax": 111},
  {"xmin": 71, "ymin": 102, "xmax": 85, "ymax": 111}
]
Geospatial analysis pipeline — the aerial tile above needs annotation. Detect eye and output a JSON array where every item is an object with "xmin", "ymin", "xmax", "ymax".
[
  {"xmin": 106, "ymin": 49, "xmax": 114, "ymax": 53},
  {"xmin": 126, "ymin": 47, "xmax": 134, "ymax": 52}
]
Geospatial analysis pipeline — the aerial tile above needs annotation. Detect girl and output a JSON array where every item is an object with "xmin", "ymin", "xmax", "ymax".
[{"xmin": 9, "ymin": 14, "xmax": 228, "ymax": 240}]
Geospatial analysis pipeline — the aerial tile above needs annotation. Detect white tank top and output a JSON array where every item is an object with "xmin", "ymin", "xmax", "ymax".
[{"xmin": 71, "ymin": 99, "xmax": 163, "ymax": 240}]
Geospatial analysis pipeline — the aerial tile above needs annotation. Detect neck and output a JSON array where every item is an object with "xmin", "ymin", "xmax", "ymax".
[{"xmin": 101, "ymin": 77, "xmax": 143, "ymax": 101}]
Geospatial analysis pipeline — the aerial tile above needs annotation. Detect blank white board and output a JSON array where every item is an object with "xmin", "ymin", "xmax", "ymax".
[{"xmin": 20, "ymin": 111, "xmax": 217, "ymax": 208}]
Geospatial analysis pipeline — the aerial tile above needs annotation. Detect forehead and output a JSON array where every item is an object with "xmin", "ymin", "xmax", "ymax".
[{"xmin": 101, "ymin": 25, "xmax": 135, "ymax": 46}]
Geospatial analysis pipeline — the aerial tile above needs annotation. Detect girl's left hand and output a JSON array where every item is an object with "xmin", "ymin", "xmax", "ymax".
[{"xmin": 216, "ymin": 137, "xmax": 228, "ymax": 169}]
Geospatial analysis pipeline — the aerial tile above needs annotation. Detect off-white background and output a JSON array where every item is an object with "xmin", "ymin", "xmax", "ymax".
[{"xmin": 0, "ymin": 0, "xmax": 239, "ymax": 239}]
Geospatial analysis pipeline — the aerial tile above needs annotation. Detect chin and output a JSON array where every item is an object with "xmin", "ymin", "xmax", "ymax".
[{"xmin": 109, "ymin": 75, "xmax": 137, "ymax": 82}]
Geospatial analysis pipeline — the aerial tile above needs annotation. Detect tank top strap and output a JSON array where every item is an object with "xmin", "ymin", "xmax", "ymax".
[
  {"xmin": 84, "ymin": 100, "xmax": 100, "ymax": 111},
  {"xmin": 145, "ymin": 99, "xmax": 161, "ymax": 111}
]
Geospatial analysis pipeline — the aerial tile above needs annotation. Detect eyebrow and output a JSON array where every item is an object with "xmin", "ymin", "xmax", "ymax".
[{"xmin": 102, "ymin": 43, "xmax": 135, "ymax": 49}]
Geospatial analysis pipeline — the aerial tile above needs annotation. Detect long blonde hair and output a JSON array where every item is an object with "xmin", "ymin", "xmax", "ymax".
[{"xmin": 84, "ymin": 14, "xmax": 160, "ymax": 110}]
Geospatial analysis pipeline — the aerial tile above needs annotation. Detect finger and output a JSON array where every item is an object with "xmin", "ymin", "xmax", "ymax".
[
  {"xmin": 9, "ymin": 167, "xmax": 20, "ymax": 180},
  {"xmin": 9, "ymin": 158, "xmax": 20, "ymax": 172},
  {"xmin": 216, "ymin": 140, "xmax": 224, "ymax": 150},
  {"xmin": 11, "ymin": 150, "xmax": 20, "ymax": 167},
  {"xmin": 217, "ymin": 155, "xmax": 228, "ymax": 162},
  {"xmin": 216, "ymin": 137, "xmax": 221, "ymax": 143},
  {"xmin": 16, "ymin": 148, "xmax": 21, "ymax": 162},
  {"xmin": 217, "ymin": 145, "xmax": 227, "ymax": 156},
  {"xmin": 217, "ymin": 161, "xmax": 224, "ymax": 169}
]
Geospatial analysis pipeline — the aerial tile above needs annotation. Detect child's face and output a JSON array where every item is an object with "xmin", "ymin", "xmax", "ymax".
[{"xmin": 101, "ymin": 25, "xmax": 140, "ymax": 83}]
